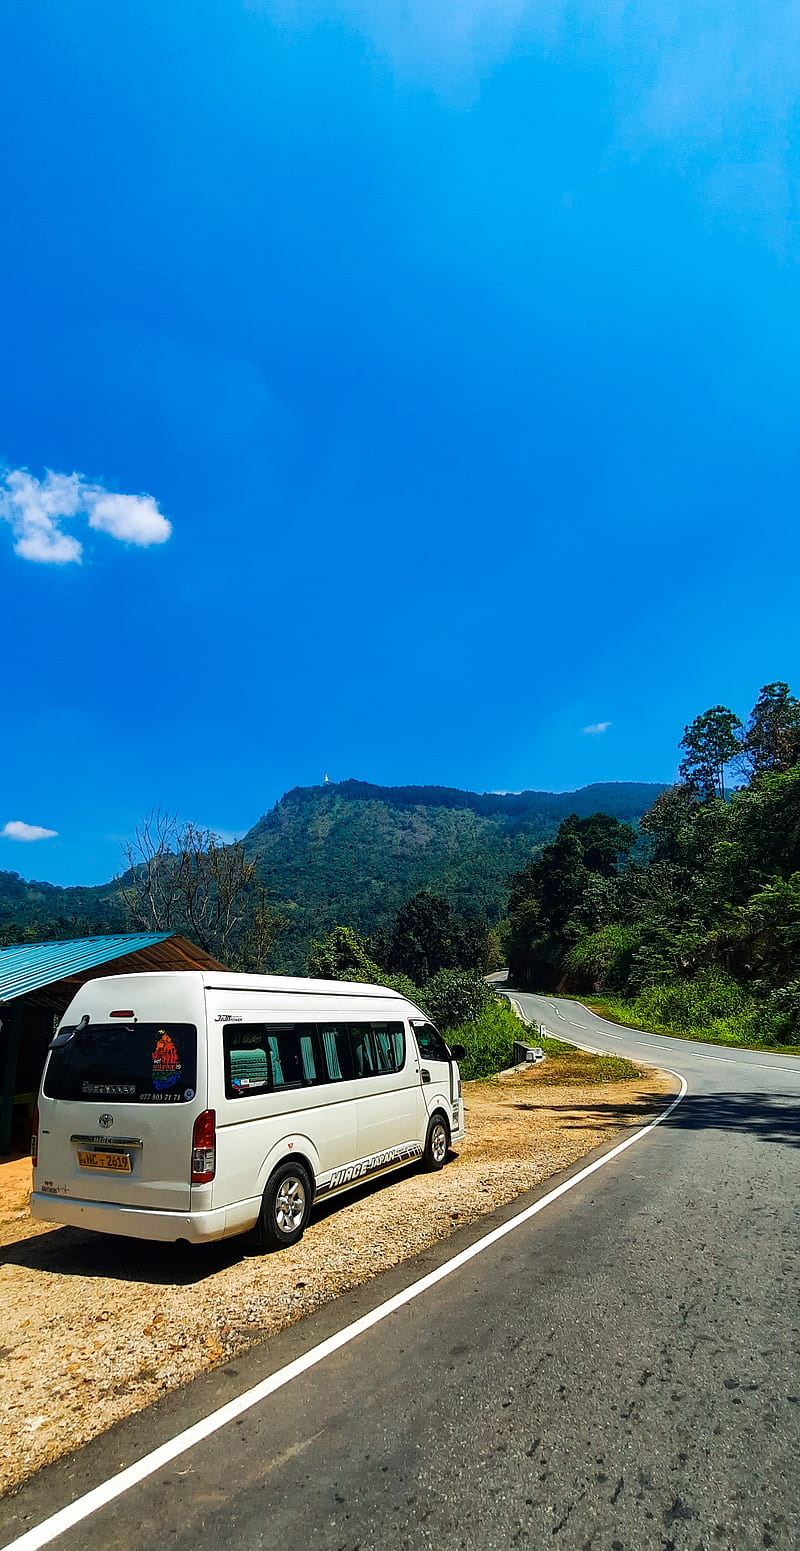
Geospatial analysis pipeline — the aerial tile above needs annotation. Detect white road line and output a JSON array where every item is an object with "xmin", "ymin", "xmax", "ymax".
[
  {"xmin": 524, "ymin": 1000, "xmax": 799, "ymax": 1076},
  {"xmin": 2, "ymin": 1075, "xmax": 689, "ymax": 1551}
]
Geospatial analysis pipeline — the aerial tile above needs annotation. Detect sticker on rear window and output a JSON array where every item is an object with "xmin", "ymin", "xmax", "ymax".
[{"xmin": 152, "ymin": 1030, "xmax": 182, "ymax": 1091}]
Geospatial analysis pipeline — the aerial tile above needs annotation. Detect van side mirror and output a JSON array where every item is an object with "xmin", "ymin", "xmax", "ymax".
[{"xmin": 449, "ymin": 1043, "xmax": 466, "ymax": 1061}]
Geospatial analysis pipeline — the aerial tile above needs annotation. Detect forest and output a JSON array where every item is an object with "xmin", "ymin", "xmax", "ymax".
[{"xmin": 507, "ymin": 683, "xmax": 800, "ymax": 1048}]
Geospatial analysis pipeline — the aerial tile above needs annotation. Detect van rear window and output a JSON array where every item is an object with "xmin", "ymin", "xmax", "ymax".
[{"xmin": 43, "ymin": 1023, "xmax": 197, "ymax": 1104}]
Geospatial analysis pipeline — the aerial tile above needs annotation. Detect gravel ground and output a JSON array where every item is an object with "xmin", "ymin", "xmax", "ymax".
[{"xmin": 0, "ymin": 1063, "xmax": 673, "ymax": 1497}]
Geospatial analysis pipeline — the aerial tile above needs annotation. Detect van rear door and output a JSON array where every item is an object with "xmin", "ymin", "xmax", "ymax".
[{"xmin": 38, "ymin": 1020, "xmax": 201, "ymax": 1212}]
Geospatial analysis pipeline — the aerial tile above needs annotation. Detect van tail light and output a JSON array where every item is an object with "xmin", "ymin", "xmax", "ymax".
[
  {"xmin": 191, "ymin": 1109, "xmax": 216, "ymax": 1184},
  {"xmin": 31, "ymin": 1105, "xmax": 39, "ymax": 1168}
]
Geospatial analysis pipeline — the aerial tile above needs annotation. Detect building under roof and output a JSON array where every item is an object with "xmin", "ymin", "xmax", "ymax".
[{"xmin": 0, "ymin": 932, "xmax": 225, "ymax": 1154}]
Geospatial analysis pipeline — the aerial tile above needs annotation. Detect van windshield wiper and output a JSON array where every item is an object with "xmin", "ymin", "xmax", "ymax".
[{"xmin": 49, "ymin": 1014, "xmax": 90, "ymax": 1049}]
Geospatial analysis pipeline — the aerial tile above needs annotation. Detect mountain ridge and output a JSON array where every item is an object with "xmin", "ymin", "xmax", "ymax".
[
  {"xmin": 0, "ymin": 778, "xmax": 667, "ymax": 963},
  {"xmin": 249, "ymin": 778, "xmax": 666, "ymax": 825}
]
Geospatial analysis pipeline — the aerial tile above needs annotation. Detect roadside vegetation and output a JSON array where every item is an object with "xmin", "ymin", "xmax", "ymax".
[
  {"xmin": 305, "ymin": 920, "xmax": 516, "ymax": 1078},
  {"xmin": 442, "ymin": 998, "xmax": 520, "ymax": 1080},
  {"xmin": 507, "ymin": 682, "xmax": 800, "ymax": 1051},
  {"xmin": 530, "ymin": 1048, "xmax": 642, "ymax": 1085},
  {"xmin": 585, "ymin": 985, "xmax": 785, "ymax": 1052}
]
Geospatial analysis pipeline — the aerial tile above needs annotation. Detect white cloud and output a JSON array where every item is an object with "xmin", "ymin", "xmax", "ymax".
[
  {"xmin": 0, "ymin": 469, "xmax": 83, "ymax": 564},
  {"xmin": 86, "ymin": 490, "xmax": 171, "ymax": 546},
  {"xmin": 582, "ymin": 721, "xmax": 611, "ymax": 735},
  {"xmin": 2, "ymin": 820, "xmax": 58, "ymax": 842},
  {"xmin": 0, "ymin": 466, "xmax": 172, "ymax": 565}
]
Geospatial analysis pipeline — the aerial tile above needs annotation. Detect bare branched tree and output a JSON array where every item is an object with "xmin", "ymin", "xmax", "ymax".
[{"xmin": 118, "ymin": 808, "xmax": 284, "ymax": 969}]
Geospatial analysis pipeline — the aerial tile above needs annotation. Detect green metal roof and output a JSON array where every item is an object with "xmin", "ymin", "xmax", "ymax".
[{"xmin": 0, "ymin": 933, "xmax": 173, "ymax": 1003}]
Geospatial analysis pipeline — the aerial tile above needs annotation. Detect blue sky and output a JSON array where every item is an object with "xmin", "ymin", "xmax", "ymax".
[{"xmin": 2, "ymin": 0, "xmax": 799, "ymax": 885}]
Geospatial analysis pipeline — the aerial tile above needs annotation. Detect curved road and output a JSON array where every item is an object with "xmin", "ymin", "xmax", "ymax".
[{"xmin": 2, "ymin": 998, "xmax": 798, "ymax": 1551}]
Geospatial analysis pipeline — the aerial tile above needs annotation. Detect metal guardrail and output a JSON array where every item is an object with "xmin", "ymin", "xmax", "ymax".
[{"xmin": 512, "ymin": 1041, "xmax": 545, "ymax": 1065}]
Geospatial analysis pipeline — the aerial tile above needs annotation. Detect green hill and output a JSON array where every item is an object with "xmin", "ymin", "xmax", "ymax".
[
  {"xmin": 242, "ymin": 780, "xmax": 665, "ymax": 968},
  {"xmin": 0, "ymin": 872, "xmax": 126, "ymax": 946},
  {"xmin": 0, "ymin": 779, "xmax": 665, "ymax": 966}
]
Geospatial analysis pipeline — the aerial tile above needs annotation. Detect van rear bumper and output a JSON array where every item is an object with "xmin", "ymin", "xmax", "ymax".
[{"xmin": 30, "ymin": 1192, "xmax": 260, "ymax": 1244}]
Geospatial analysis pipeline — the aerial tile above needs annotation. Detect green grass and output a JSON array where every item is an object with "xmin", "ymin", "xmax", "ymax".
[
  {"xmin": 449, "ymin": 1000, "xmax": 520, "ymax": 1080},
  {"xmin": 522, "ymin": 1049, "xmax": 642, "ymax": 1085}
]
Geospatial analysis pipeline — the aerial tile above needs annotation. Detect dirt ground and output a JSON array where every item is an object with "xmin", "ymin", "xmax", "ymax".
[{"xmin": 0, "ymin": 1062, "xmax": 674, "ymax": 1497}]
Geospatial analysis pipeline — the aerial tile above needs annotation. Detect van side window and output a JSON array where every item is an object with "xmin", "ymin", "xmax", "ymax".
[
  {"xmin": 370, "ymin": 1022, "xmax": 405, "ymax": 1074},
  {"xmin": 349, "ymin": 1024, "xmax": 378, "ymax": 1079},
  {"xmin": 349, "ymin": 1022, "xmax": 405, "ymax": 1078},
  {"xmin": 318, "ymin": 1024, "xmax": 354, "ymax": 1083},
  {"xmin": 224, "ymin": 1024, "xmax": 322, "ymax": 1098},
  {"xmin": 412, "ymin": 1021, "xmax": 450, "ymax": 1062}
]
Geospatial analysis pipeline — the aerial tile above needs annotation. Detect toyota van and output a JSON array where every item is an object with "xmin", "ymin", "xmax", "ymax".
[{"xmin": 31, "ymin": 971, "xmax": 466, "ymax": 1251}]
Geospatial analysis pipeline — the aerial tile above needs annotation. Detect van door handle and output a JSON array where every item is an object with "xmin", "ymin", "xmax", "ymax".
[{"xmin": 421, "ymin": 1068, "xmax": 431, "ymax": 1083}]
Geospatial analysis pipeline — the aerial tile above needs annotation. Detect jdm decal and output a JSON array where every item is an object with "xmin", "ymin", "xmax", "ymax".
[{"xmin": 152, "ymin": 1030, "xmax": 182, "ymax": 1091}]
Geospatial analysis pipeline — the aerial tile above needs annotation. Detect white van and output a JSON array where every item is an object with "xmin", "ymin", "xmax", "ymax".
[{"xmin": 31, "ymin": 971, "xmax": 466, "ymax": 1251}]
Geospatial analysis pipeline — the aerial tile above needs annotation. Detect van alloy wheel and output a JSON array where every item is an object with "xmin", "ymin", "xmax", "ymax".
[
  {"xmin": 423, "ymin": 1113, "xmax": 450, "ymax": 1172},
  {"xmin": 259, "ymin": 1160, "xmax": 313, "ymax": 1251},
  {"xmin": 276, "ymin": 1174, "xmax": 306, "ymax": 1232}
]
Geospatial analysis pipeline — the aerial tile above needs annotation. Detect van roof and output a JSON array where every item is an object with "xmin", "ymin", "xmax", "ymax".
[{"xmin": 79, "ymin": 970, "xmax": 407, "ymax": 1000}]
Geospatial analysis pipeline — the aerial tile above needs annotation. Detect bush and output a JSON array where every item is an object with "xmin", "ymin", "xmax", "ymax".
[
  {"xmin": 632, "ymin": 970, "xmax": 756, "ymax": 1041},
  {"xmin": 561, "ymin": 925, "xmax": 641, "ymax": 993},
  {"xmin": 419, "ymin": 968, "xmax": 491, "ymax": 1030},
  {"xmin": 445, "ymin": 1000, "xmax": 519, "ymax": 1080},
  {"xmin": 306, "ymin": 925, "xmax": 380, "ymax": 981},
  {"xmin": 757, "ymin": 983, "xmax": 800, "ymax": 1045},
  {"xmin": 598, "ymin": 969, "xmax": 796, "ymax": 1047}
]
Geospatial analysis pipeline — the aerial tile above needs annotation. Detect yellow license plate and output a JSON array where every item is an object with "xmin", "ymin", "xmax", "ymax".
[{"xmin": 77, "ymin": 1150, "xmax": 132, "ymax": 1173}]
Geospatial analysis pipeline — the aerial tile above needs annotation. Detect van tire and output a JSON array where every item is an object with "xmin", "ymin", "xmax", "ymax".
[
  {"xmin": 422, "ymin": 1112, "xmax": 450, "ymax": 1172},
  {"xmin": 258, "ymin": 1162, "xmax": 313, "ymax": 1251}
]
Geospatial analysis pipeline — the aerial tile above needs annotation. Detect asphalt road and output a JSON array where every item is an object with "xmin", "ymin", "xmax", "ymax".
[{"xmin": 2, "ymin": 997, "xmax": 798, "ymax": 1551}]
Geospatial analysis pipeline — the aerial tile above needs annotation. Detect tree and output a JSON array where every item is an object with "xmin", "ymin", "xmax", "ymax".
[
  {"xmin": 387, "ymin": 891, "xmax": 485, "ymax": 982},
  {"xmin": 506, "ymin": 814, "xmax": 636, "ymax": 986},
  {"xmin": 305, "ymin": 924, "xmax": 421, "ymax": 1000},
  {"xmin": 564, "ymin": 813, "xmax": 637, "ymax": 878},
  {"xmin": 678, "ymin": 706, "xmax": 743, "ymax": 801},
  {"xmin": 306, "ymin": 925, "xmax": 379, "ymax": 981},
  {"xmin": 739, "ymin": 682, "xmax": 800, "ymax": 780},
  {"xmin": 419, "ymin": 968, "xmax": 491, "ymax": 1029},
  {"xmin": 638, "ymin": 783, "xmax": 700, "ymax": 863},
  {"xmin": 118, "ymin": 809, "xmax": 283, "ymax": 970},
  {"xmin": 509, "ymin": 814, "xmax": 635, "ymax": 941}
]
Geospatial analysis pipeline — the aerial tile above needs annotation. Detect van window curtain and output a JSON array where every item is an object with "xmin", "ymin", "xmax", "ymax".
[
  {"xmin": 300, "ymin": 1034, "xmax": 317, "ymax": 1083},
  {"xmin": 267, "ymin": 1036, "xmax": 284, "ymax": 1087},
  {"xmin": 321, "ymin": 1028, "xmax": 342, "ymax": 1080}
]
